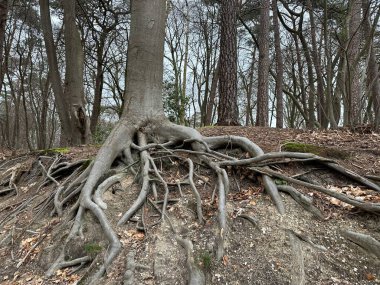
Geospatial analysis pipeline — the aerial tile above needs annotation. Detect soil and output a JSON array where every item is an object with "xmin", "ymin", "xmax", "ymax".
[{"xmin": 0, "ymin": 126, "xmax": 379, "ymax": 285}]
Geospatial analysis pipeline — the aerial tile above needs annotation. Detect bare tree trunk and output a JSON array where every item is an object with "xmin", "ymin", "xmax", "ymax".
[
  {"xmin": 272, "ymin": 0, "xmax": 283, "ymax": 128},
  {"xmin": 180, "ymin": 1, "xmax": 189, "ymax": 125},
  {"xmin": 39, "ymin": 0, "xmax": 71, "ymax": 144},
  {"xmin": 323, "ymin": 0, "xmax": 338, "ymax": 129},
  {"xmin": 62, "ymin": 0, "xmax": 90, "ymax": 145},
  {"xmin": 217, "ymin": 0, "xmax": 239, "ymax": 126},
  {"xmin": 205, "ymin": 61, "xmax": 219, "ymax": 126},
  {"xmin": 245, "ymin": 51, "xmax": 256, "ymax": 126},
  {"xmin": 122, "ymin": 0, "xmax": 166, "ymax": 119},
  {"xmin": 90, "ymin": 32, "xmax": 106, "ymax": 134},
  {"xmin": 255, "ymin": 0, "xmax": 270, "ymax": 127},
  {"xmin": 362, "ymin": 0, "xmax": 380, "ymax": 129},
  {"xmin": 0, "ymin": 0, "xmax": 8, "ymax": 93},
  {"xmin": 345, "ymin": 0, "xmax": 362, "ymax": 126},
  {"xmin": 307, "ymin": 0, "xmax": 327, "ymax": 128}
]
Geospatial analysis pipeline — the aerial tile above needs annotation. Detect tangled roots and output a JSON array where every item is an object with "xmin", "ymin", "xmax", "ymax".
[{"xmin": 1, "ymin": 120, "xmax": 380, "ymax": 284}]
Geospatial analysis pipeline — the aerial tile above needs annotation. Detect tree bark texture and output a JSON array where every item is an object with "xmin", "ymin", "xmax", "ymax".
[
  {"xmin": 307, "ymin": 0, "xmax": 327, "ymax": 128},
  {"xmin": 39, "ymin": 0, "xmax": 71, "ymax": 143},
  {"xmin": 122, "ymin": 0, "xmax": 166, "ymax": 120},
  {"xmin": 90, "ymin": 32, "xmax": 106, "ymax": 134},
  {"xmin": 256, "ymin": 0, "xmax": 270, "ymax": 127},
  {"xmin": 272, "ymin": 0, "xmax": 284, "ymax": 128},
  {"xmin": 63, "ymin": 0, "xmax": 90, "ymax": 145},
  {"xmin": 0, "ymin": 0, "xmax": 8, "ymax": 93},
  {"xmin": 323, "ymin": 0, "xmax": 338, "ymax": 129},
  {"xmin": 217, "ymin": 0, "xmax": 239, "ymax": 126},
  {"xmin": 346, "ymin": 0, "xmax": 362, "ymax": 126},
  {"xmin": 363, "ymin": 0, "xmax": 380, "ymax": 129},
  {"xmin": 205, "ymin": 61, "xmax": 219, "ymax": 126}
]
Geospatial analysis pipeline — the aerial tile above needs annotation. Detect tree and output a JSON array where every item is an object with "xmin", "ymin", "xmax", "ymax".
[
  {"xmin": 217, "ymin": 0, "xmax": 239, "ymax": 125},
  {"xmin": 362, "ymin": 0, "xmax": 380, "ymax": 129},
  {"xmin": 345, "ymin": 0, "xmax": 362, "ymax": 127},
  {"xmin": 39, "ymin": 0, "xmax": 90, "ymax": 146},
  {"xmin": 2, "ymin": 2, "xmax": 380, "ymax": 285},
  {"xmin": 0, "ymin": 0, "xmax": 8, "ymax": 93},
  {"xmin": 272, "ymin": 0, "xmax": 284, "ymax": 128},
  {"xmin": 255, "ymin": 0, "xmax": 270, "ymax": 126}
]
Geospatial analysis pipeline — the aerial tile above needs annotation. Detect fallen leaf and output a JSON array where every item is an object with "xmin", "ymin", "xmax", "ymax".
[
  {"xmin": 222, "ymin": 255, "xmax": 228, "ymax": 266},
  {"xmin": 133, "ymin": 232, "xmax": 145, "ymax": 240},
  {"xmin": 366, "ymin": 273, "xmax": 376, "ymax": 281}
]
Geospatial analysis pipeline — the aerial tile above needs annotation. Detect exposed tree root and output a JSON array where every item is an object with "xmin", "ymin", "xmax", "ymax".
[
  {"xmin": 1, "ymin": 121, "xmax": 380, "ymax": 283},
  {"xmin": 278, "ymin": 185, "xmax": 324, "ymax": 219},
  {"xmin": 287, "ymin": 229, "xmax": 306, "ymax": 285},
  {"xmin": 341, "ymin": 229, "xmax": 380, "ymax": 259}
]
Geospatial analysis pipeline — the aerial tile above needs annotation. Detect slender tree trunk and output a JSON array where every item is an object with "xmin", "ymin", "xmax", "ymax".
[
  {"xmin": 307, "ymin": 0, "xmax": 327, "ymax": 128},
  {"xmin": 39, "ymin": 0, "xmax": 72, "ymax": 145},
  {"xmin": 346, "ymin": 0, "xmax": 362, "ymax": 126},
  {"xmin": 217, "ymin": 0, "xmax": 239, "ymax": 126},
  {"xmin": 0, "ymin": 0, "xmax": 8, "ymax": 93},
  {"xmin": 272, "ymin": 0, "xmax": 284, "ymax": 128},
  {"xmin": 255, "ymin": 0, "xmax": 270, "ymax": 127},
  {"xmin": 323, "ymin": 0, "xmax": 338, "ymax": 129},
  {"xmin": 205, "ymin": 61, "xmax": 219, "ymax": 126},
  {"xmin": 362, "ymin": 0, "xmax": 380, "ymax": 129},
  {"xmin": 293, "ymin": 35, "xmax": 309, "ymax": 126},
  {"xmin": 180, "ymin": 2, "xmax": 189, "ymax": 125},
  {"xmin": 90, "ymin": 33, "xmax": 106, "ymax": 134}
]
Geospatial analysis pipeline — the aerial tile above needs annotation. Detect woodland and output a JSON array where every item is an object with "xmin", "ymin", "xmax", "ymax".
[{"xmin": 0, "ymin": 0, "xmax": 379, "ymax": 284}]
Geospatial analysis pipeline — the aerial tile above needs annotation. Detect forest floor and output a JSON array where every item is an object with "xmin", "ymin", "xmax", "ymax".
[{"xmin": 0, "ymin": 126, "xmax": 379, "ymax": 285}]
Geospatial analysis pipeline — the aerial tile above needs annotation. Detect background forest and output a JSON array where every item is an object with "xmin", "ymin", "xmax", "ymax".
[{"xmin": 0, "ymin": 0, "xmax": 379, "ymax": 150}]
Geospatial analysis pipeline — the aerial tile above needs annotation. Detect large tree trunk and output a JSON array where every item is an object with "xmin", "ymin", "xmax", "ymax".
[
  {"xmin": 122, "ymin": 0, "xmax": 166, "ymax": 119},
  {"xmin": 256, "ymin": 0, "xmax": 270, "ymax": 127},
  {"xmin": 62, "ymin": 0, "xmax": 90, "ymax": 145},
  {"xmin": 39, "ymin": 0, "xmax": 90, "ymax": 146},
  {"xmin": 217, "ymin": 0, "xmax": 239, "ymax": 126}
]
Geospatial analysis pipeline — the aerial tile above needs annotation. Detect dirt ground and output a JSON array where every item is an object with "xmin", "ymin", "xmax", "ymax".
[{"xmin": 0, "ymin": 126, "xmax": 379, "ymax": 285}]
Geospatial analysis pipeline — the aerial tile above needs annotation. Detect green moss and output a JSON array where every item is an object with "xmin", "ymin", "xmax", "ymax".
[
  {"xmin": 274, "ymin": 179, "xmax": 287, "ymax": 185},
  {"xmin": 81, "ymin": 159, "xmax": 93, "ymax": 169},
  {"xmin": 84, "ymin": 243, "xmax": 102, "ymax": 254},
  {"xmin": 38, "ymin": 147, "xmax": 70, "ymax": 155},
  {"xmin": 282, "ymin": 142, "xmax": 349, "ymax": 159}
]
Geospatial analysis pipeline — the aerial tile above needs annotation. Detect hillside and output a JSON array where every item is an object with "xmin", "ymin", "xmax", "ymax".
[{"xmin": 0, "ymin": 127, "xmax": 379, "ymax": 285}]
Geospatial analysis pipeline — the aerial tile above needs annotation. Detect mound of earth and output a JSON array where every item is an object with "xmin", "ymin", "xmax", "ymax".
[{"xmin": 0, "ymin": 127, "xmax": 379, "ymax": 285}]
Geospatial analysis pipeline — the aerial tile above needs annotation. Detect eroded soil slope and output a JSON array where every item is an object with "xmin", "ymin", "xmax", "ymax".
[{"xmin": 0, "ymin": 127, "xmax": 379, "ymax": 285}]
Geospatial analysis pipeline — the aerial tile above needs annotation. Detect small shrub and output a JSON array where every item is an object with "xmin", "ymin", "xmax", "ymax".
[{"xmin": 198, "ymin": 251, "xmax": 212, "ymax": 272}]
